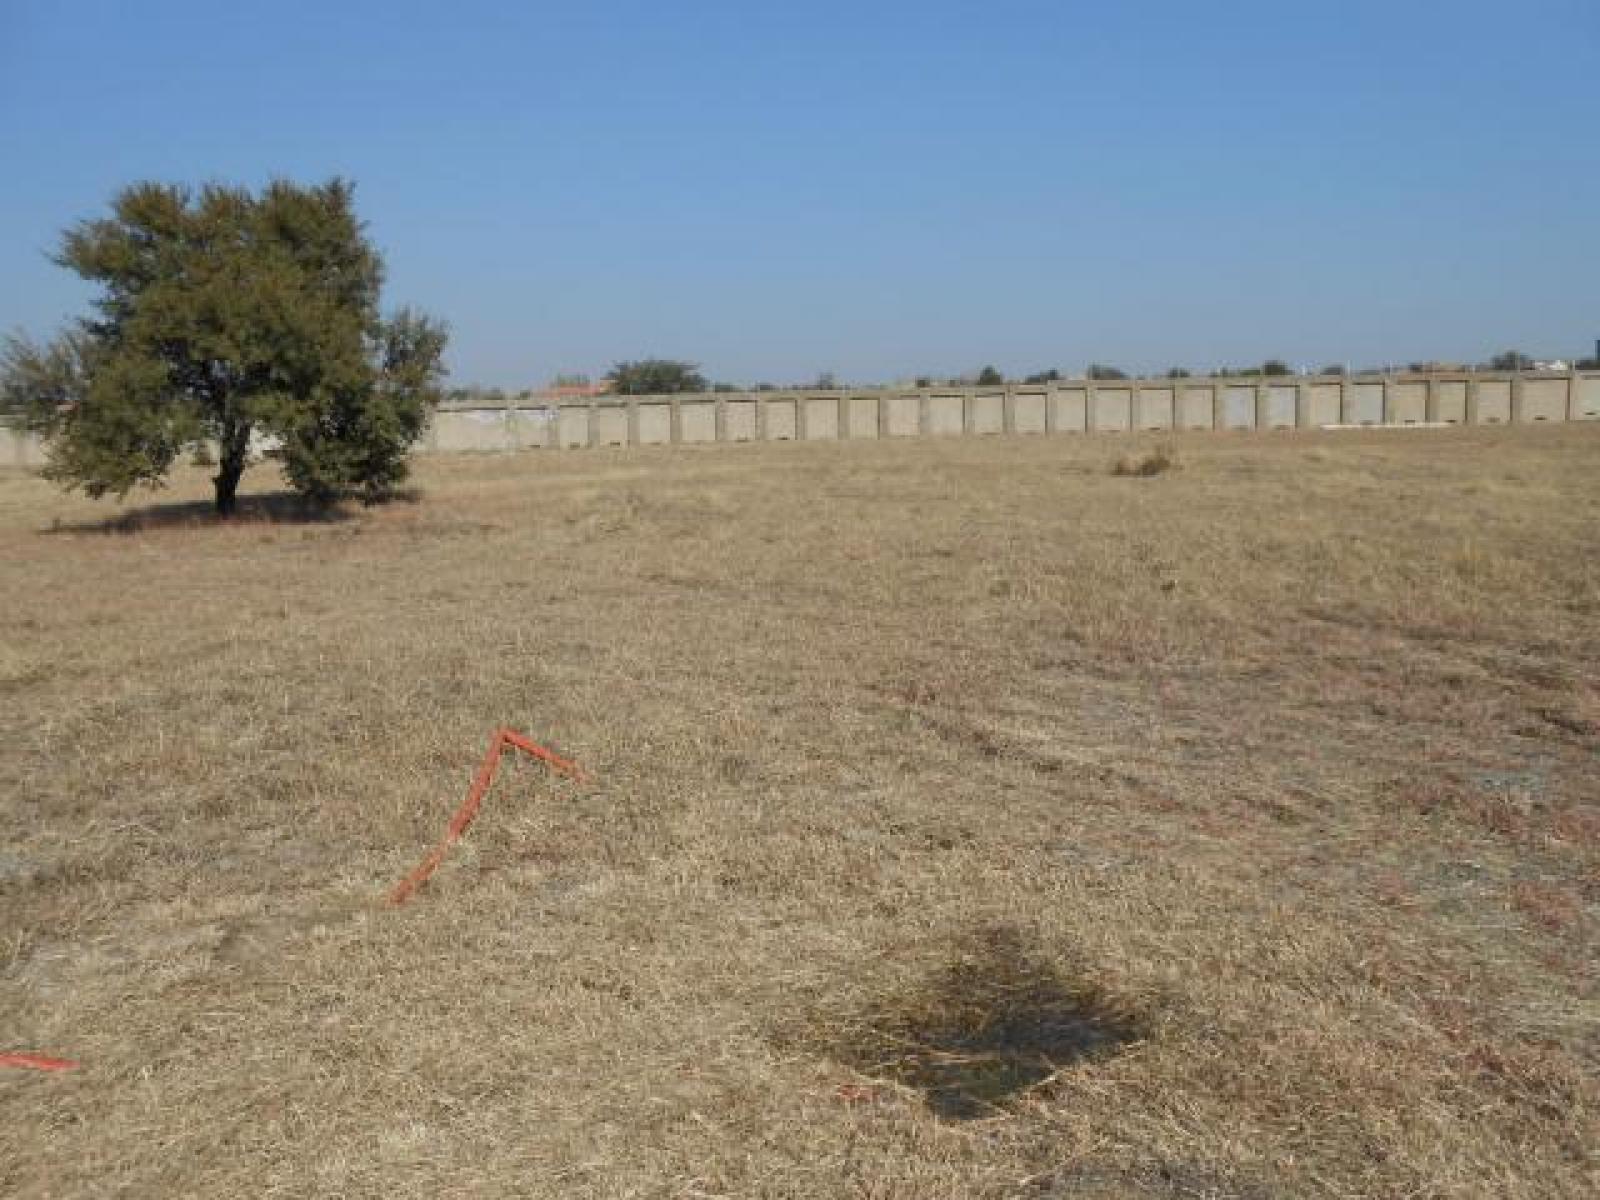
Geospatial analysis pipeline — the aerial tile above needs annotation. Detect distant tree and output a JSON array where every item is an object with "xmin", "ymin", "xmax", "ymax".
[
  {"xmin": 1, "ymin": 178, "xmax": 447, "ymax": 514},
  {"xmin": 975, "ymin": 365, "xmax": 1004, "ymax": 386},
  {"xmin": 1086, "ymin": 364, "xmax": 1128, "ymax": 380},
  {"xmin": 1023, "ymin": 369, "xmax": 1061, "ymax": 384},
  {"xmin": 604, "ymin": 359, "xmax": 708, "ymax": 395},
  {"xmin": 1578, "ymin": 357, "xmax": 1600, "ymax": 370},
  {"xmin": 752, "ymin": 382, "xmax": 779, "ymax": 392},
  {"xmin": 914, "ymin": 376, "xmax": 933, "ymax": 388},
  {"xmin": 1319, "ymin": 364, "xmax": 1347, "ymax": 376},
  {"xmin": 551, "ymin": 373, "xmax": 590, "ymax": 388},
  {"xmin": 711, "ymin": 382, "xmax": 740, "ymax": 393},
  {"xmin": 1487, "ymin": 350, "xmax": 1533, "ymax": 371},
  {"xmin": 1260, "ymin": 360, "xmax": 1292, "ymax": 377},
  {"xmin": 812, "ymin": 371, "xmax": 838, "ymax": 390},
  {"xmin": 1164, "ymin": 368, "xmax": 1191, "ymax": 379}
]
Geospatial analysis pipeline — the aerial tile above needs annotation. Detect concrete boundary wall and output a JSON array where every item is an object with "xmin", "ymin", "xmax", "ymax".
[{"xmin": 4, "ymin": 372, "xmax": 1597, "ymax": 465}]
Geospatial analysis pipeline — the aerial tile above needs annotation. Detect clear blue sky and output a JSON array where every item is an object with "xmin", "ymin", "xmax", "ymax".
[{"xmin": 2, "ymin": 0, "xmax": 1596, "ymax": 387}]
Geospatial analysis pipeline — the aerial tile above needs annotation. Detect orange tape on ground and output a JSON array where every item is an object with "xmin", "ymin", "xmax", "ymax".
[
  {"xmin": 1, "ymin": 1052, "xmax": 78, "ymax": 1072},
  {"xmin": 388, "ymin": 726, "xmax": 588, "ymax": 906}
]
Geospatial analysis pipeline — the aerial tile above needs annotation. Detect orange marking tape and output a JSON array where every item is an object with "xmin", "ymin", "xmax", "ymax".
[
  {"xmin": 388, "ymin": 726, "xmax": 588, "ymax": 906},
  {"xmin": 1, "ymin": 1053, "xmax": 78, "ymax": 1072}
]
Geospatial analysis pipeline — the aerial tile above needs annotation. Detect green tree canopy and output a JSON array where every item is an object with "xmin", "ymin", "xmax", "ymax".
[
  {"xmin": 975, "ymin": 365, "xmax": 1004, "ymax": 385},
  {"xmin": 1, "ymin": 178, "xmax": 447, "ymax": 514},
  {"xmin": 1086, "ymin": 364, "xmax": 1128, "ymax": 380},
  {"xmin": 604, "ymin": 359, "xmax": 708, "ymax": 395},
  {"xmin": 1488, "ymin": 350, "xmax": 1533, "ymax": 371}
]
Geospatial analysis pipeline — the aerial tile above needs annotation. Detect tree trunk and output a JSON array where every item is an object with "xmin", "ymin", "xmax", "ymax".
[{"xmin": 213, "ymin": 423, "xmax": 250, "ymax": 516}]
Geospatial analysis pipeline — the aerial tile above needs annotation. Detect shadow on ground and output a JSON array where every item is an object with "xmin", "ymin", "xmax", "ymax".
[
  {"xmin": 40, "ymin": 488, "xmax": 422, "ymax": 535},
  {"xmin": 814, "ymin": 925, "xmax": 1151, "ymax": 1119}
]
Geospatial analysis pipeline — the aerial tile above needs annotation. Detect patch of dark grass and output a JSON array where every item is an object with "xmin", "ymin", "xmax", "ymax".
[
  {"xmin": 1113, "ymin": 444, "xmax": 1180, "ymax": 477},
  {"xmin": 812, "ymin": 925, "xmax": 1151, "ymax": 1119}
]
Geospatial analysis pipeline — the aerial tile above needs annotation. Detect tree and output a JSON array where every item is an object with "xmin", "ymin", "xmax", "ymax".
[
  {"xmin": 975, "ymin": 365, "xmax": 1004, "ymax": 386},
  {"xmin": 1164, "ymin": 368, "xmax": 1191, "ymax": 379},
  {"xmin": 2, "ymin": 179, "xmax": 446, "ymax": 515},
  {"xmin": 1260, "ymin": 360, "xmax": 1292, "ymax": 376},
  {"xmin": 1319, "ymin": 364, "xmax": 1347, "ymax": 376},
  {"xmin": 1487, "ymin": 350, "xmax": 1533, "ymax": 371},
  {"xmin": 604, "ymin": 359, "xmax": 708, "ymax": 395},
  {"xmin": 1023, "ymin": 369, "xmax": 1061, "ymax": 384},
  {"xmin": 1086, "ymin": 364, "xmax": 1128, "ymax": 380}
]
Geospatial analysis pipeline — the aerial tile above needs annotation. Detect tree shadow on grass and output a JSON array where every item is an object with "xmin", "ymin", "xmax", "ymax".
[{"xmin": 40, "ymin": 488, "xmax": 421, "ymax": 535}]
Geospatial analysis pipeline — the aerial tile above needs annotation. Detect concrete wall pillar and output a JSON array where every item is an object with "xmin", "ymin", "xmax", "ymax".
[
  {"xmin": 1295, "ymin": 381, "xmax": 1311, "ymax": 429},
  {"xmin": 918, "ymin": 391, "xmax": 931, "ymax": 436},
  {"xmin": 1465, "ymin": 377, "xmax": 1480, "ymax": 425},
  {"xmin": 1087, "ymin": 382, "xmax": 1100, "ymax": 431},
  {"xmin": 838, "ymin": 393, "xmax": 849, "ymax": 440},
  {"xmin": 1424, "ymin": 377, "xmax": 1439, "ymax": 423},
  {"xmin": 795, "ymin": 394, "xmax": 809, "ymax": 441},
  {"xmin": 1002, "ymin": 386, "xmax": 1016, "ymax": 434},
  {"xmin": 1510, "ymin": 374, "xmax": 1525, "ymax": 424},
  {"xmin": 714, "ymin": 396, "xmax": 727, "ymax": 443},
  {"xmin": 586, "ymin": 402, "xmax": 599, "ymax": 449},
  {"xmin": 1043, "ymin": 384, "xmax": 1058, "ymax": 434},
  {"xmin": 669, "ymin": 396, "xmax": 683, "ymax": 444},
  {"xmin": 627, "ymin": 399, "xmax": 641, "ymax": 446}
]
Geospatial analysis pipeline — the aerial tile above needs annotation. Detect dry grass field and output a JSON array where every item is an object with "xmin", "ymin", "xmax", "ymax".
[{"xmin": 2, "ymin": 425, "xmax": 1597, "ymax": 1198}]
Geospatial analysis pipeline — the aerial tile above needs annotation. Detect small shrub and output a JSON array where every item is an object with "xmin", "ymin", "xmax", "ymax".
[{"xmin": 1113, "ymin": 444, "xmax": 1179, "ymax": 477}]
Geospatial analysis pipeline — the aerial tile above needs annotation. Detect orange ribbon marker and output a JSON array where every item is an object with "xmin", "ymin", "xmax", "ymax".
[
  {"xmin": 1, "ymin": 1053, "xmax": 78, "ymax": 1072},
  {"xmin": 388, "ymin": 726, "xmax": 588, "ymax": 905}
]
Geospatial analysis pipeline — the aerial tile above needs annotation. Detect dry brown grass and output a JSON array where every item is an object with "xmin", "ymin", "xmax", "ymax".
[{"xmin": 2, "ymin": 425, "xmax": 1597, "ymax": 1198}]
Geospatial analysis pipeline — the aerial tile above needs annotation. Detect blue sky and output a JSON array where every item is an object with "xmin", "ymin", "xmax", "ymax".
[{"xmin": 2, "ymin": 0, "xmax": 1596, "ymax": 386}]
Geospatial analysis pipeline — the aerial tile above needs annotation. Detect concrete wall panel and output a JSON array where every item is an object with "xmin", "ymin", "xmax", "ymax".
[
  {"xmin": 885, "ymin": 395, "xmax": 920, "ymax": 436},
  {"xmin": 1436, "ymin": 382, "xmax": 1467, "ymax": 424},
  {"xmin": 509, "ymin": 408, "xmax": 553, "ymax": 449},
  {"xmin": 1177, "ymin": 387, "xmax": 1215, "ymax": 429},
  {"xmin": 557, "ymin": 406, "xmax": 590, "ymax": 448},
  {"xmin": 436, "ymin": 409, "xmax": 512, "ymax": 452},
  {"xmin": 1265, "ymin": 386, "xmax": 1297, "ymax": 428},
  {"xmin": 802, "ymin": 396, "xmax": 840, "ymax": 440},
  {"xmin": 638, "ymin": 404, "xmax": 671, "ymax": 444},
  {"xmin": 764, "ymin": 399, "xmax": 797, "ymax": 440},
  {"xmin": 593, "ymin": 406, "xmax": 627, "ymax": 446},
  {"xmin": 680, "ymin": 402, "xmax": 717, "ymax": 443},
  {"xmin": 1307, "ymin": 384, "xmax": 1342, "ymax": 426},
  {"xmin": 1137, "ymin": 388, "xmax": 1174, "ymax": 430},
  {"xmin": 724, "ymin": 400, "xmax": 757, "ymax": 442},
  {"xmin": 1093, "ymin": 388, "xmax": 1132, "ymax": 432},
  {"xmin": 1348, "ymin": 383, "xmax": 1384, "ymax": 425},
  {"xmin": 1576, "ymin": 376, "xmax": 1600, "ymax": 420},
  {"xmin": 1390, "ymin": 382, "xmax": 1427, "ymax": 425},
  {"xmin": 0, "ymin": 426, "xmax": 47, "ymax": 466},
  {"xmin": 1013, "ymin": 391, "xmax": 1047, "ymax": 433},
  {"xmin": 1476, "ymin": 381, "xmax": 1511, "ymax": 424},
  {"xmin": 928, "ymin": 394, "xmax": 964, "ymax": 435},
  {"xmin": 971, "ymin": 392, "xmax": 1005, "ymax": 434},
  {"xmin": 1522, "ymin": 378, "xmax": 1567, "ymax": 422},
  {"xmin": 1223, "ymin": 386, "xmax": 1256, "ymax": 429},
  {"xmin": 1052, "ymin": 388, "xmax": 1088, "ymax": 432},
  {"xmin": 846, "ymin": 396, "xmax": 880, "ymax": 438}
]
